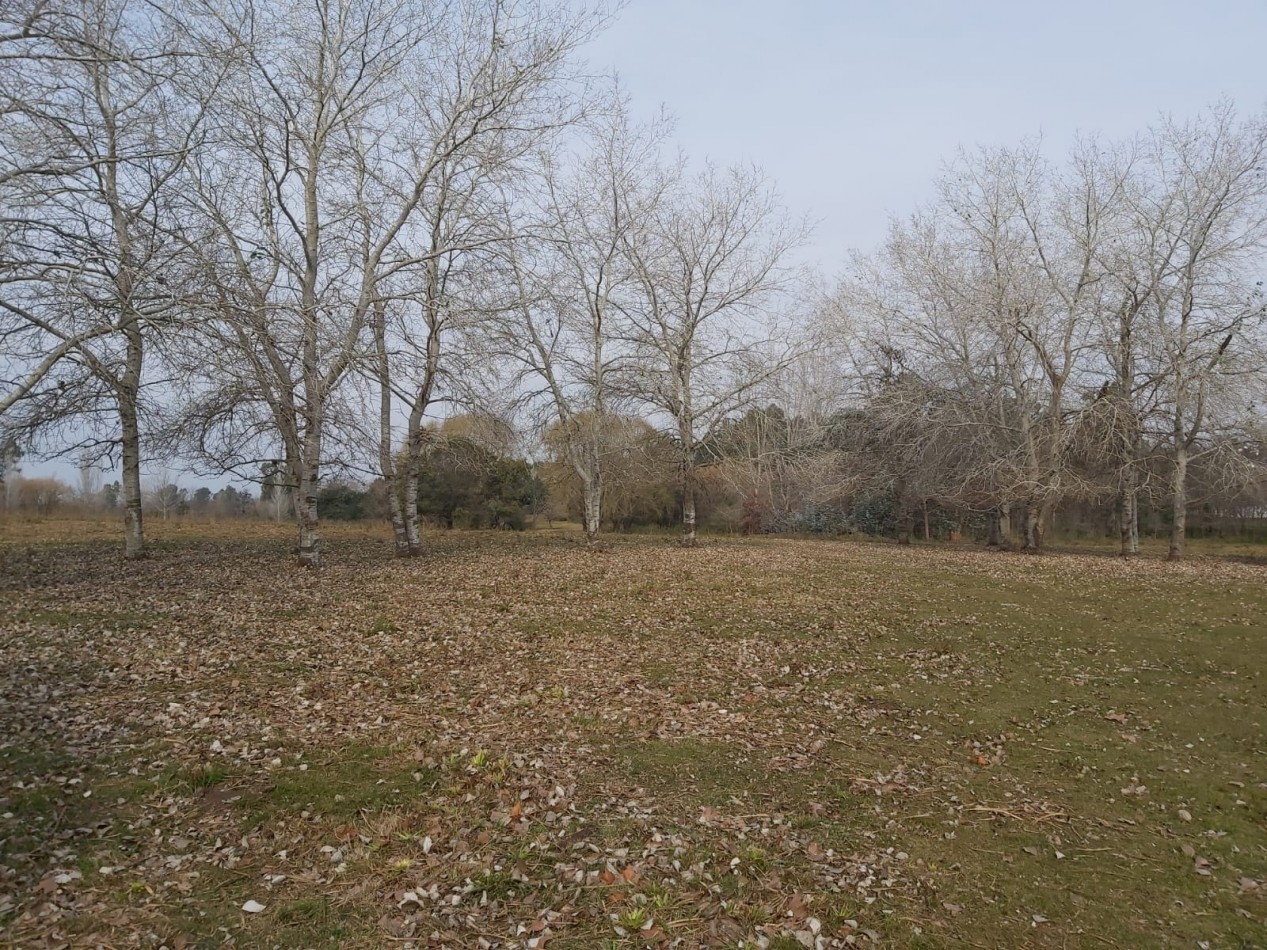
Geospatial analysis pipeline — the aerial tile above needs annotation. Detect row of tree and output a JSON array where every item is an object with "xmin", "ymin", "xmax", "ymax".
[
  {"xmin": 1, "ymin": 0, "xmax": 808, "ymax": 565},
  {"xmin": 2, "ymin": 1, "xmax": 1265, "ymax": 563},
  {"xmin": 836, "ymin": 111, "xmax": 1267, "ymax": 557}
]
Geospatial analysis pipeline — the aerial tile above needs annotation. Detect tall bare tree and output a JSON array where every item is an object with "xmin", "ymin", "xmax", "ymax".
[
  {"xmin": 364, "ymin": 0, "xmax": 597, "ymax": 557},
  {"xmin": 493, "ymin": 105, "xmax": 670, "ymax": 543},
  {"xmin": 1138, "ymin": 105, "xmax": 1267, "ymax": 559},
  {"xmin": 0, "ymin": 0, "xmax": 220, "ymax": 558},
  {"xmin": 170, "ymin": 0, "xmax": 601, "ymax": 565},
  {"xmin": 622, "ymin": 163, "xmax": 809, "ymax": 545}
]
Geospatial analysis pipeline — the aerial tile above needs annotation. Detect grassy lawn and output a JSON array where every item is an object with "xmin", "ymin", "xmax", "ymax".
[{"xmin": 1, "ymin": 520, "xmax": 1264, "ymax": 948}]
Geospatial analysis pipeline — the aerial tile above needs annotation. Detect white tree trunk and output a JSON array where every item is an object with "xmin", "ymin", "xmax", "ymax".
[
  {"xmin": 678, "ymin": 413, "xmax": 698, "ymax": 547},
  {"xmin": 1169, "ymin": 443, "xmax": 1188, "ymax": 561},
  {"xmin": 296, "ymin": 427, "xmax": 322, "ymax": 567},
  {"xmin": 680, "ymin": 469, "xmax": 697, "ymax": 547},
  {"xmin": 403, "ymin": 464, "xmax": 421, "ymax": 554},
  {"xmin": 581, "ymin": 475, "xmax": 602, "ymax": 544},
  {"xmin": 386, "ymin": 480, "xmax": 410, "ymax": 555},
  {"xmin": 120, "ymin": 393, "xmax": 145, "ymax": 560},
  {"xmin": 1118, "ymin": 483, "xmax": 1139, "ymax": 557},
  {"xmin": 119, "ymin": 313, "xmax": 145, "ymax": 560}
]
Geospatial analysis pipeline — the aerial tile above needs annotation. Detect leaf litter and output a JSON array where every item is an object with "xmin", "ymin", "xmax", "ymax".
[{"xmin": 1, "ymin": 521, "xmax": 1265, "ymax": 947}]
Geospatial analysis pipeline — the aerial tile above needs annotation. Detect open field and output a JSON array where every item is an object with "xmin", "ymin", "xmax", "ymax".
[{"xmin": 1, "ymin": 522, "xmax": 1265, "ymax": 949}]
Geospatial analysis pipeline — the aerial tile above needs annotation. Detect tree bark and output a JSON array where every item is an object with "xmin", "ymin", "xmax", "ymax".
[
  {"xmin": 386, "ymin": 478, "xmax": 410, "ymax": 555},
  {"xmin": 402, "ymin": 457, "xmax": 422, "ymax": 555},
  {"xmin": 681, "ymin": 465, "xmax": 697, "ymax": 547},
  {"xmin": 581, "ymin": 475, "xmax": 602, "ymax": 544},
  {"xmin": 1128, "ymin": 492, "xmax": 1140, "ymax": 554},
  {"xmin": 120, "ymin": 388, "xmax": 145, "ymax": 560},
  {"xmin": 375, "ymin": 300, "xmax": 411, "ymax": 557},
  {"xmin": 1118, "ymin": 483, "xmax": 1139, "ymax": 557},
  {"xmin": 1021, "ymin": 500, "xmax": 1042, "ymax": 552},
  {"xmin": 1169, "ymin": 443, "xmax": 1187, "ymax": 561},
  {"xmin": 987, "ymin": 508, "xmax": 1002, "ymax": 547},
  {"xmin": 296, "ymin": 430, "xmax": 321, "ymax": 568}
]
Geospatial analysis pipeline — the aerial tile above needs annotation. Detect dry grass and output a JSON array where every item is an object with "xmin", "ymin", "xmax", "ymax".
[{"xmin": 1, "ymin": 519, "xmax": 1264, "ymax": 948}]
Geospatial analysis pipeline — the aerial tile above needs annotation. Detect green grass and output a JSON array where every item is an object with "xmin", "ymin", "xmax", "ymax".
[{"xmin": 236, "ymin": 743, "xmax": 437, "ymax": 828}]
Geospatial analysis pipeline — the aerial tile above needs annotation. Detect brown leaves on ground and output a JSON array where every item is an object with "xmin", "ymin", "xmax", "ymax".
[{"xmin": 1, "ymin": 520, "xmax": 1265, "ymax": 948}]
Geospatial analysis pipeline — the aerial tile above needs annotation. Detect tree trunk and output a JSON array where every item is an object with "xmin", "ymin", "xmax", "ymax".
[
  {"xmin": 922, "ymin": 503, "xmax": 931, "ymax": 541},
  {"xmin": 384, "ymin": 455, "xmax": 422, "ymax": 557},
  {"xmin": 107, "ymin": 93, "xmax": 145, "ymax": 561},
  {"xmin": 680, "ymin": 463, "xmax": 697, "ymax": 547},
  {"xmin": 386, "ymin": 478, "xmax": 410, "ymax": 556},
  {"xmin": 120, "ymin": 391, "xmax": 145, "ymax": 560},
  {"xmin": 987, "ymin": 508, "xmax": 1002, "ymax": 547},
  {"xmin": 1038, "ymin": 500, "xmax": 1055, "ymax": 551},
  {"xmin": 1128, "ymin": 493, "xmax": 1140, "ymax": 553},
  {"xmin": 296, "ymin": 430, "xmax": 321, "ymax": 567},
  {"xmin": 581, "ymin": 476, "xmax": 602, "ymax": 544},
  {"xmin": 1021, "ymin": 500, "xmax": 1042, "ymax": 552},
  {"xmin": 375, "ymin": 301, "xmax": 411, "ymax": 558},
  {"xmin": 897, "ymin": 508, "xmax": 912, "ymax": 545},
  {"xmin": 1118, "ymin": 483, "xmax": 1139, "ymax": 557},
  {"xmin": 403, "ymin": 460, "xmax": 421, "ymax": 555},
  {"xmin": 1169, "ymin": 444, "xmax": 1187, "ymax": 561}
]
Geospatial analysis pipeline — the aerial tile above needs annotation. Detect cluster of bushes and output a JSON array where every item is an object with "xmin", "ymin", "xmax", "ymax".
[{"xmin": 416, "ymin": 440, "xmax": 545, "ymax": 530}]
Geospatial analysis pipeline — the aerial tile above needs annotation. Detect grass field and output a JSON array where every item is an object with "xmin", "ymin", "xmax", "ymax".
[{"xmin": 1, "ymin": 520, "xmax": 1264, "ymax": 948}]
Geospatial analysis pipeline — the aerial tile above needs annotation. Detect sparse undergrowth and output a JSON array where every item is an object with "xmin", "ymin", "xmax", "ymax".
[{"xmin": 1, "ymin": 520, "xmax": 1264, "ymax": 948}]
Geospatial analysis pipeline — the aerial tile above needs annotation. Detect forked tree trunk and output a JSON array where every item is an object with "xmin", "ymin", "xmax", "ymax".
[
  {"xmin": 384, "ymin": 450, "xmax": 422, "ymax": 557},
  {"xmin": 1169, "ymin": 444, "xmax": 1188, "ymax": 561}
]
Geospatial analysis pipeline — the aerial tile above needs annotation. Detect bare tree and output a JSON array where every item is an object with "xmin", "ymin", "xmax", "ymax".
[
  {"xmin": 364, "ymin": 0, "xmax": 597, "ymax": 557},
  {"xmin": 838, "ymin": 107, "xmax": 1267, "ymax": 555},
  {"xmin": 0, "ymin": 0, "xmax": 221, "ymax": 558},
  {"xmin": 144, "ymin": 466, "xmax": 184, "ymax": 520},
  {"xmin": 621, "ymin": 163, "xmax": 809, "ymax": 545},
  {"xmin": 492, "ymin": 105, "xmax": 670, "ymax": 544},
  {"xmin": 1136, "ymin": 105, "xmax": 1267, "ymax": 559},
  {"xmin": 77, "ymin": 451, "xmax": 101, "ymax": 503},
  {"xmin": 170, "ymin": 0, "xmax": 602, "ymax": 565}
]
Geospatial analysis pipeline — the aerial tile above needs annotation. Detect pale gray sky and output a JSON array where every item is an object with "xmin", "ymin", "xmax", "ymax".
[
  {"xmin": 21, "ymin": 0, "xmax": 1267, "ymax": 488},
  {"xmin": 587, "ymin": 0, "xmax": 1267, "ymax": 268}
]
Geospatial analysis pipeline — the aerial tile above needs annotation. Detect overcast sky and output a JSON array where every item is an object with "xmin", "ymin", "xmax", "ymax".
[
  {"xmin": 586, "ymin": 0, "xmax": 1267, "ymax": 269},
  {"xmin": 23, "ymin": 0, "xmax": 1267, "ymax": 487}
]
